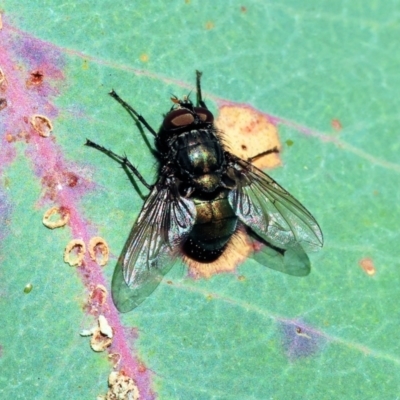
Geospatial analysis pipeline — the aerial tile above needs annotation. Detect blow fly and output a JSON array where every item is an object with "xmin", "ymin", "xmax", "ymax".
[{"xmin": 86, "ymin": 71, "xmax": 323, "ymax": 312}]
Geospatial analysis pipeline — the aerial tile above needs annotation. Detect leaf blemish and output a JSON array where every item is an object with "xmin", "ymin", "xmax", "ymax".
[
  {"xmin": 331, "ymin": 118, "xmax": 342, "ymax": 131},
  {"xmin": 26, "ymin": 70, "xmax": 44, "ymax": 88},
  {"xmin": 89, "ymin": 284, "xmax": 108, "ymax": 308},
  {"xmin": 215, "ymin": 104, "xmax": 281, "ymax": 169},
  {"xmin": 359, "ymin": 257, "xmax": 376, "ymax": 276},
  {"xmin": 0, "ymin": 98, "xmax": 7, "ymax": 111},
  {"xmin": 0, "ymin": 17, "xmax": 153, "ymax": 397},
  {"xmin": 30, "ymin": 114, "xmax": 53, "ymax": 137},
  {"xmin": 280, "ymin": 320, "xmax": 325, "ymax": 360},
  {"xmin": 205, "ymin": 21, "xmax": 215, "ymax": 30}
]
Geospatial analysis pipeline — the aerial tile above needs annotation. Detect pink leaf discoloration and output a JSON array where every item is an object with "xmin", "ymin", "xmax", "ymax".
[{"xmin": 0, "ymin": 16, "xmax": 154, "ymax": 399}]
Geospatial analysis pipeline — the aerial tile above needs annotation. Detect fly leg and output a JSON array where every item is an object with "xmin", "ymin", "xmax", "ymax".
[
  {"xmin": 85, "ymin": 139, "xmax": 153, "ymax": 190},
  {"xmin": 109, "ymin": 90, "xmax": 157, "ymax": 137},
  {"xmin": 248, "ymin": 146, "xmax": 279, "ymax": 163},
  {"xmin": 196, "ymin": 70, "xmax": 207, "ymax": 108}
]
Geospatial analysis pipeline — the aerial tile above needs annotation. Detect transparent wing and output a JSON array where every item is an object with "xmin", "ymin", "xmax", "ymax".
[
  {"xmin": 246, "ymin": 230, "xmax": 311, "ymax": 276},
  {"xmin": 228, "ymin": 156, "xmax": 323, "ymax": 254},
  {"xmin": 112, "ymin": 178, "xmax": 196, "ymax": 312}
]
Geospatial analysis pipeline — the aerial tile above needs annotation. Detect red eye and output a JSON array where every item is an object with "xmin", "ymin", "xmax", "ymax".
[
  {"xmin": 163, "ymin": 109, "xmax": 195, "ymax": 129},
  {"xmin": 194, "ymin": 107, "xmax": 214, "ymax": 123}
]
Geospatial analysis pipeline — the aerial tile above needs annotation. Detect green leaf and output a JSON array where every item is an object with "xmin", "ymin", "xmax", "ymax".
[{"xmin": 1, "ymin": 1, "xmax": 399, "ymax": 399}]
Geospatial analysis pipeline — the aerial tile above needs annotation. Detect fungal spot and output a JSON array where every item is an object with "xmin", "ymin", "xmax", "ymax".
[
  {"xmin": 64, "ymin": 239, "xmax": 86, "ymax": 267},
  {"xmin": 92, "ymin": 327, "xmax": 113, "ymax": 352},
  {"xmin": 90, "ymin": 284, "xmax": 108, "ymax": 306},
  {"xmin": 205, "ymin": 21, "xmax": 215, "ymax": 30},
  {"xmin": 82, "ymin": 59, "xmax": 89, "ymax": 70},
  {"xmin": 241, "ymin": 6, "xmax": 247, "ymax": 12},
  {"xmin": 16, "ymin": 131, "xmax": 31, "ymax": 143},
  {"xmin": 26, "ymin": 70, "xmax": 44, "ymax": 88},
  {"xmin": 140, "ymin": 53, "xmax": 149, "ymax": 62},
  {"xmin": 5, "ymin": 133, "xmax": 13, "ymax": 143},
  {"xmin": 215, "ymin": 105, "xmax": 280, "ymax": 169},
  {"xmin": 64, "ymin": 171, "xmax": 79, "ymax": 187},
  {"xmin": 0, "ymin": 98, "xmax": 7, "ymax": 111},
  {"xmin": 24, "ymin": 283, "xmax": 33, "ymax": 294},
  {"xmin": 30, "ymin": 114, "xmax": 53, "ymax": 137},
  {"xmin": 98, "ymin": 315, "xmax": 113, "ymax": 338},
  {"xmin": 43, "ymin": 206, "xmax": 70, "ymax": 229},
  {"xmin": 108, "ymin": 353, "xmax": 121, "ymax": 368},
  {"xmin": 41, "ymin": 171, "xmax": 80, "ymax": 200},
  {"xmin": 138, "ymin": 362, "xmax": 147, "ymax": 373},
  {"xmin": 0, "ymin": 67, "xmax": 5, "ymax": 84},
  {"xmin": 280, "ymin": 320, "xmax": 324, "ymax": 360},
  {"xmin": 295, "ymin": 327, "xmax": 311, "ymax": 339},
  {"xmin": 285, "ymin": 139, "xmax": 294, "ymax": 147},
  {"xmin": 98, "ymin": 371, "xmax": 140, "ymax": 400},
  {"xmin": 88, "ymin": 236, "xmax": 109, "ymax": 266},
  {"xmin": 80, "ymin": 315, "xmax": 114, "ymax": 352},
  {"xmin": 237, "ymin": 275, "xmax": 246, "ymax": 281},
  {"xmin": 359, "ymin": 257, "xmax": 376, "ymax": 276},
  {"xmin": 331, "ymin": 118, "xmax": 342, "ymax": 131}
]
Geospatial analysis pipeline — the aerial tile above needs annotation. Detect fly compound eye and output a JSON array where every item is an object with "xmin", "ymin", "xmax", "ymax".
[
  {"xmin": 194, "ymin": 107, "xmax": 214, "ymax": 123},
  {"xmin": 163, "ymin": 109, "xmax": 195, "ymax": 129}
]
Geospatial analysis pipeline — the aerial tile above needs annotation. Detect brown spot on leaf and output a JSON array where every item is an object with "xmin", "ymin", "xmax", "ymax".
[
  {"xmin": 65, "ymin": 171, "xmax": 79, "ymax": 187},
  {"xmin": 42, "ymin": 206, "xmax": 70, "ymax": 229},
  {"xmin": 89, "ymin": 284, "xmax": 108, "ymax": 306},
  {"xmin": 30, "ymin": 114, "xmax": 53, "ymax": 137},
  {"xmin": 140, "ymin": 53, "xmax": 149, "ymax": 62},
  {"xmin": 281, "ymin": 320, "xmax": 324, "ymax": 360},
  {"xmin": 0, "ymin": 98, "xmax": 7, "ymax": 111},
  {"xmin": 26, "ymin": 70, "xmax": 44, "ymax": 88},
  {"xmin": 88, "ymin": 236, "xmax": 109, "ymax": 266},
  {"xmin": 331, "ymin": 119, "xmax": 342, "ymax": 131},
  {"xmin": 108, "ymin": 353, "xmax": 121, "ymax": 368},
  {"xmin": 99, "ymin": 371, "xmax": 140, "ymax": 400},
  {"xmin": 64, "ymin": 239, "xmax": 86, "ymax": 267},
  {"xmin": 359, "ymin": 257, "xmax": 376, "ymax": 276},
  {"xmin": 0, "ymin": 67, "xmax": 5, "ymax": 84},
  {"xmin": 82, "ymin": 60, "xmax": 89, "ymax": 70},
  {"xmin": 205, "ymin": 21, "xmax": 215, "ymax": 30},
  {"xmin": 42, "ymin": 171, "xmax": 80, "ymax": 200}
]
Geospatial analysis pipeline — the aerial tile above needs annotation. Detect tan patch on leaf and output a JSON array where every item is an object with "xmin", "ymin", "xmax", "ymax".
[{"xmin": 215, "ymin": 105, "xmax": 281, "ymax": 169}]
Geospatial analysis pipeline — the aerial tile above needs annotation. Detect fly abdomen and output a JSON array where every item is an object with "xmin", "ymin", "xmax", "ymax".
[{"xmin": 183, "ymin": 190, "xmax": 238, "ymax": 262}]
